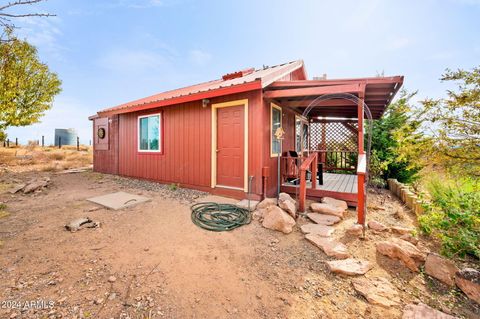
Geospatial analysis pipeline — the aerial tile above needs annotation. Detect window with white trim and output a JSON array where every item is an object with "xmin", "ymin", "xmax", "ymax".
[
  {"xmin": 271, "ymin": 104, "xmax": 282, "ymax": 156},
  {"xmin": 138, "ymin": 114, "xmax": 161, "ymax": 152},
  {"xmin": 295, "ymin": 116, "xmax": 309, "ymax": 153}
]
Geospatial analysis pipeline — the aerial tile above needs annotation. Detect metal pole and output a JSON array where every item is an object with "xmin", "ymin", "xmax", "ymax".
[
  {"xmin": 7, "ymin": 139, "xmax": 9, "ymax": 147},
  {"xmin": 15, "ymin": 138, "xmax": 18, "ymax": 146},
  {"xmin": 77, "ymin": 136, "xmax": 80, "ymax": 151},
  {"xmin": 58, "ymin": 136, "xmax": 61, "ymax": 149},
  {"xmin": 277, "ymin": 139, "xmax": 282, "ymax": 198},
  {"xmin": 42, "ymin": 135, "xmax": 44, "ymax": 147}
]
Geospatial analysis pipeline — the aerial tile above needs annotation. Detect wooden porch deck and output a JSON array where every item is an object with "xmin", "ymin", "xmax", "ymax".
[{"xmin": 281, "ymin": 173, "xmax": 358, "ymax": 206}]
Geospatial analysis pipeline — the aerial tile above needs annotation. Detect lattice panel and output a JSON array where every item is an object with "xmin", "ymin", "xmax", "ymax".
[{"xmin": 309, "ymin": 122, "xmax": 358, "ymax": 151}]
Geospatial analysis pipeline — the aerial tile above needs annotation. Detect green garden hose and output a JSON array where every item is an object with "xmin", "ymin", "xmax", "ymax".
[{"xmin": 191, "ymin": 202, "xmax": 251, "ymax": 231}]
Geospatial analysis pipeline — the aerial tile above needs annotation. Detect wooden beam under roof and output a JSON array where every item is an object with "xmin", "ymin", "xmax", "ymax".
[
  {"xmin": 263, "ymin": 83, "xmax": 363, "ymax": 99},
  {"xmin": 268, "ymin": 76, "xmax": 404, "ymax": 88}
]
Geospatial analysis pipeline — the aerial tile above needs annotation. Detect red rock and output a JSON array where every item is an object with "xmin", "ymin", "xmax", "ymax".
[
  {"xmin": 305, "ymin": 234, "xmax": 349, "ymax": 259},
  {"xmin": 376, "ymin": 238, "xmax": 425, "ymax": 272},
  {"xmin": 368, "ymin": 220, "xmax": 388, "ymax": 232},
  {"xmin": 455, "ymin": 268, "xmax": 480, "ymax": 304},
  {"xmin": 262, "ymin": 206, "xmax": 295, "ymax": 234},
  {"xmin": 399, "ymin": 233, "xmax": 419, "ymax": 245},
  {"xmin": 278, "ymin": 193, "xmax": 296, "ymax": 218},
  {"xmin": 352, "ymin": 277, "xmax": 400, "ymax": 307},
  {"xmin": 306, "ymin": 213, "xmax": 341, "ymax": 226},
  {"xmin": 321, "ymin": 197, "xmax": 348, "ymax": 211},
  {"xmin": 390, "ymin": 226, "xmax": 414, "ymax": 235},
  {"xmin": 300, "ymin": 224, "xmax": 334, "ymax": 237},
  {"xmin": 310, "ymin": 202, "xmax": 344, "ymax": 218},
  {"xmin": 347, "ymin": 224, "xmax": 363, "ymax": 236},
  {"xmin": 326, "ymin": 258, "xmax": 373, "ymax": 276},
  {"xmin": 424, "ymin": 253, "xmax": 458, "ymax": 286},
  {"xmin": 256, "ymin": 198, "xmax": 277, "ymax": 210},
  {"xmin": 402, "ymin": 303, "xmax": 457, "ymax": 319}
]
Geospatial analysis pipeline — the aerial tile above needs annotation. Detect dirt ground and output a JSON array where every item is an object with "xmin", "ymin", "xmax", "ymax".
[{"xmin": 0, "ymin": 170, "xmax": 479, "ymax": 319}]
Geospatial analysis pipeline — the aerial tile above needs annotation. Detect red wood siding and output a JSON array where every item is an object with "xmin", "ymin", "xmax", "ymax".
[
  {"xmin": 93, "ymin": 115, "xmax": 119, "ymax": 174},
  {"xmin": 118, "ymin": 100, "xmax": 211, "ymax": 187},
  {"xmin": 115, "ymin": 90, "xmax": 264, "ymax": 197}
]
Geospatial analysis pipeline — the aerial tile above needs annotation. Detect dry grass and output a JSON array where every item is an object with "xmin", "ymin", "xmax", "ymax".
[{"xmin": 0, "ymin": 145, "xmax": 92, "ymax": 173}]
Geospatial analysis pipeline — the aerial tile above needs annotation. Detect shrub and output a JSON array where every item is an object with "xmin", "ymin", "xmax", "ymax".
[{"xmin": 418, "ymin": 175, "xmax": 480, "ymax": 259}]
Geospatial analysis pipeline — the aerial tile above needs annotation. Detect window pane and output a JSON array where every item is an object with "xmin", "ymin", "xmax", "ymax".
[
  {"xmin": 148, "ymin": 115, "xmax": 160, "ymax": 151},
  {"xmin": 139, "ymin": 117, "xmax": 149, "ymax": 150},
  {"xmin": 271, "ymin": 108, "xmax": 281, "ymax": 155},
  {"xmin": 295, "ymin": 119, "xmax": 302, "ymax": 153},
  {"xmin": 303, "ymin": 123, "xmax": 309, "ymax": 150}
]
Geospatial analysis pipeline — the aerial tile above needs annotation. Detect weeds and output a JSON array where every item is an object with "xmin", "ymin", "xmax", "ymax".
[{"xmin": 418, "ymin": 175, "xmax": 480, "ymax": 259}]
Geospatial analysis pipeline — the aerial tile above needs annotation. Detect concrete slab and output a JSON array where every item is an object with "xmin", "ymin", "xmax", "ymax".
[
  {"xmin": 87, "ymin": 191, "xmax": 151, "ymax": 210},
  {"xmin": 236, "ymin": 199, "xmax": 259, "ymax": 211}
]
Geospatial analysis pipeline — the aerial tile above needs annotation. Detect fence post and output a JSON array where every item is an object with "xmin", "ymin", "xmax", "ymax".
[
  {"xmin": 15, "ymin": 138, "xmax": 18, "ymax": 146},
  {"xmin": 7, "ymin": 139, "xmax": 9, "ymax": 147},
  {"xmin": 89, "ymin": 140, "xmax": 91, "ymax": 146},
  {"xmin": 58, "ymin": 136, "xmax": 62, "ymax": 149},
  {"xmin": 77, "ymin": 136, "xmax": 80, "ymax": 151},
  {"xmin": 42, "ymin": 135, "xmax": 44, "ymax": 147}
]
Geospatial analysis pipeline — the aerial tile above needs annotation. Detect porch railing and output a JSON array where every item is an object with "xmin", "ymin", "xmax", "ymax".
[
  {"xmin": 315, "ymin": 150, "xmax": 357, "ymax": 172},
  {"xmin": 298, "ymin": 152, "xmax": 318, "ymax": 212}
]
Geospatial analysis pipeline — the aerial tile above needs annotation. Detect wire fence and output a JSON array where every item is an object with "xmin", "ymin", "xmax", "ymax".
[{"xmin": 1, "ymin": 136, "xmax": 92, "ymax": 151}]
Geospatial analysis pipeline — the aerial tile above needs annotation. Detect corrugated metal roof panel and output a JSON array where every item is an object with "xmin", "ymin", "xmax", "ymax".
[{"xmin": 97, "ymin": 60, "xmax": 304, "ymax": 115}]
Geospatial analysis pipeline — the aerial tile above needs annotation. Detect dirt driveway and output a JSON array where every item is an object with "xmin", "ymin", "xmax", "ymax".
[{"xmin": 0, "ymin": 171, "xmax": 478, "ymax": 319}]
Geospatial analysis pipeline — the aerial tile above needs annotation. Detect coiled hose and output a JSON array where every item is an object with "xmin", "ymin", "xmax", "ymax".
[{"xmin": 191, "ymin": 202, "xmax": 251, "ymax": 231}]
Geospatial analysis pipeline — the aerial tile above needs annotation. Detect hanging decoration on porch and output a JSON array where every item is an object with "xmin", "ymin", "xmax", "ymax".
[{"xmin": 274, "ymin": 127, "xmax": 285, "ymax": 140}]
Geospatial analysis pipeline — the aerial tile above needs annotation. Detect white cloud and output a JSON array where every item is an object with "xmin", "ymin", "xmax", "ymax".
[{"xmin": 188, "ymin": 49, "xmax": 212, "ymax": 66}]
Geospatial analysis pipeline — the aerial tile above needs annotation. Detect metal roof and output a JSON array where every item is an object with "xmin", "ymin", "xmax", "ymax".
[{"xmin": 95, "ymin": 60, "xmax": 305, "ymax": 117}]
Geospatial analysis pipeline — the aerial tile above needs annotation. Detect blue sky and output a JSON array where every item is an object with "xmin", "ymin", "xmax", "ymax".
[{"xmin": 5, "ymin": 0, "xmax": 480, "ymax": 144}]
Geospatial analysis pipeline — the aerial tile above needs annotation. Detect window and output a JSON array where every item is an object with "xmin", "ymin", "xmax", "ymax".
[
  {"xmin": 295, "ymin": 116, "xmax": 309, "ymax": 153},
  {"xmin": 271, "ymin": 104, "xmax": 282, "ymax": 156},
  {"xmin": 138, "ymin": 113, "xmax": 161, "ymax": 152}
]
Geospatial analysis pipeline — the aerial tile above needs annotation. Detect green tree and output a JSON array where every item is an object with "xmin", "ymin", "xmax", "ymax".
[
  {"xmin": 0, "ymin": 31, "xmax": 61, "ymax": 138},
  {"xmin": 369, "ymin": 90, "xmax": 426, "ymax": 183},
  {"xmin": 421, "ymin": 66, "xmax": 480, "ymax": 177}
]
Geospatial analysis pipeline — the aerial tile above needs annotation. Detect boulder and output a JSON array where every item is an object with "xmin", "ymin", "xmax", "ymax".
[
  {"xmin": 326, "ymin": 258, "xmax": 373, "ymax": 276},
  {"xmin": 368, "ymin": 220, "xmax": 388, "ymax": 232},
  {"xmin": 376, "ymin": 238, "xmax": 426, "ymax": 272},
  {"xmin": 300, "ymin": 224, "xmax": 334, "ymax": 237},
  {"xmin": 321, "ymin": 197, "xmax": 348, "ymax": 211},
  {"xmin": 310, "ymin": 203, "xmax": 344, "ymax": 218},
  {"xmin": 306, "ymin": 213, "xmax": 341, "ymax": 226},
  {"xmin": 399, "ymin": 233, "xmax": 419, "ymax": 245},
  {"xmin": 352, "ymin": 277, "xmax": 400, "ymax": 307},
  {"xmin": 257, "ymin": 198, "xmax": 277, "ymax": 210},
  {"xmin": 391, "ymin": 226, "xmax": 414, "ymax": 235},
  {"xmin": 305, "ymin": 234, "xmax": 349, "ymax": 259},
  {"xmin": 278, "ymin": 193, "xmax": 297, "ymax": 218},
  {"xmin": 402, "ymin": 303, "xmax": 457, "ymax": 319},
  {"xmin": 347, "ymin": 224, "xmax": 363, "ymax": 236},
  {"xmin": 262, "ymin": 206, "xmax": 295, "ymax": 234},
  {"xmin": 252, "ymin": 209, "xmax": 266, "ymax": 221},
  {"xmin": 455, "ymin": 268, "xmax": 480, "ymax": 304},
  {"xmin": 9, "ymin": 184, "xmax": 26, "ymax": 194},
  {"xmin": 424, "ymin": 253, "xmax": 458, "ymax": 286}
]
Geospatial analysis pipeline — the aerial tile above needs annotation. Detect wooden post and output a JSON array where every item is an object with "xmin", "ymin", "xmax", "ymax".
[
  {"xmin": 299, "ymin": 169, "xmax": 307, "ymax": 212},
  {"xmin": 7, "ymin": 139, "xmax": 9, "ymax": 147},
  {"xmin": 77, "ymin": 136, "xmax": 80, "ymax": 151},
  {"xmin": 312, "ymin": 153, "xmax": 318, "ymax": 190},
  {"xmin": 42, "ymin": 135, "xmax": 44, "ymax": 147},
  {"xmin": 357, "ymin": 96, "xmax": 366, "ymax": 227},
  {"xmin": 15, "ymin": 138, "xmax": 18, "ymax": 146},
  {"xmin": 58, "ymin": 137, "xmax": 62, "ymax": 149}
]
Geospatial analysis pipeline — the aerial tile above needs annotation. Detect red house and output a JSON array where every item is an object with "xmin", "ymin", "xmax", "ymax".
[{"xmin": 89, "ymin": 60, "xmax": 403, "ymax": 225}]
